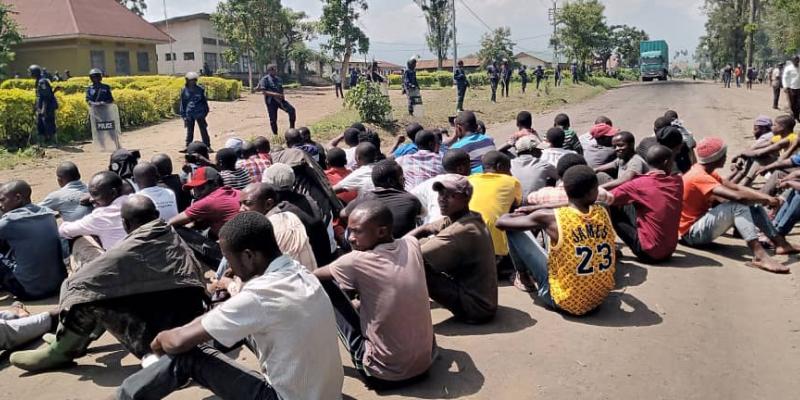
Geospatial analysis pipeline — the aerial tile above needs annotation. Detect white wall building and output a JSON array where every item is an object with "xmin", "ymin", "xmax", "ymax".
[{"xmin": 152, "ymin": 13, "xmax": 250, "ymax": 76}]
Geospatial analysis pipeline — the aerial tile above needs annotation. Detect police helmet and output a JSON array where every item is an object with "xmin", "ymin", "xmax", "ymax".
[
  {"xmin": 89, "ymin": 68, "xmax": 103, "ymax": 77},
  {"xmin": 407, "ymin": 58, "xmax": 417, "ymax": 69},
  {"xmin": 185, "ymin": 71, "xmax": 199, "ymax": 80},
  {"xmin": 28, "ymin": 64, "xmax": 42, "ymax": 77}
]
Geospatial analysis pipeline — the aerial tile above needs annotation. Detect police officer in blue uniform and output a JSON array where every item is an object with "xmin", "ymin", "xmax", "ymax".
[
  {"xmin": 534, "ymin": 65, "xmax": 545, "ymax": 90},
  {"xmin": 402, "ymin": 58, "xmax": 420, "ymax": 116},
  {"xmin": 500, "ymin": 60, "xmax": 512, "ymax": 97},
  {"xmin": 180, "ymin": 71, "xmax": 212, "ymax": 149},
  {"xmin": 488, "ymin": 62, "xmax": 499, "ymax": 103},
  {"xmin": 454, "ymin": 59, "xmax": 469, "ymax": 112},
  {"xmin": 519, "ymin": 65, "xmax": 529, "ymax": 93},
  {"xmin": 85, "ymin": 68, "xmax": 114, "ymax": 105},
  {"xmin": 30, "ymin": 64, "xmax": 58, "ymax": 143},
  {"xmin": 257, "ymin": 64, "xmax": 296, "ymax": 136}
]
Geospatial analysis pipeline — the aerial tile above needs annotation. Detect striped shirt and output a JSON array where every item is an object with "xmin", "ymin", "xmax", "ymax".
[
  {"xmin": 220, "ymin": 168, "xmax": 253, "ymax": 190},
  {"xmin": 396, "ymin": 149, "xmax": 444, "ymax": 190},
  {"xmin": 451, "ymin": 133, "xmax": 496, "ymax": 174},
  {"xmin": 237, "ymin": 156, "xmax": 272, "ymax": 184}
]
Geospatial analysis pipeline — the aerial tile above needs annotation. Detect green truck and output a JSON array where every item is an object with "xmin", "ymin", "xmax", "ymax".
[{"xmin": 639, "ymin": 40, "xmax": 669, "ymax": 81}]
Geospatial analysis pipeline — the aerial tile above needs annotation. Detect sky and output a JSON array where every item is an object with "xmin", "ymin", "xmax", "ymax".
[{"xmin": 144, "ymin": 0, "xmax": 707, "ymax": 64}]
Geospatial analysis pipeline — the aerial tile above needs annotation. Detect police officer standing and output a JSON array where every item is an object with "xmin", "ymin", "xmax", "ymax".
[
  {"xmin": 519, "ymin": 65, "xmax": 528, "ymax": 93},
  {"xmin": 534, "ymin": 65, "xmax": 545, "ymax": 90},
  {"xmin": 500, "ymin": 60, "xmax": 512, "ymax": 97},
  {"xmin": 488, "ymin": 62, "xmax": 499, "ymax": 103},
  {"xmin": 402, "ymin": 58, "xmax": 420, "ymax": 116},
  {"xmin": 30, "ymin": 64, "xmax": 58, "ymax": 144},
  {"xmin": 86, "ymin": 68, "xmax": 114, "ymax": 105},
  {"xmin": 257, "ymin": 64, "xmax": 296, "ymax": 136},
  {"xmin": 454, "ymin": 59, "xmax": 469, "ymax": 112},
  {"xmin": 180, "ymin": 71, "xmax": 212, "ymax": 149}
]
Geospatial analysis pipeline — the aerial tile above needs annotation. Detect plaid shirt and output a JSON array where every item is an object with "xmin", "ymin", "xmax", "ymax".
[
  {"xmin": 396, "ymin": 149, "xmax": 445, "ymax": 190},
  {"xmin": 527, "ymin": 182, "xmax": 612, "ymax": 206},
  {"xmin": 236, "ymin": 155, "xmax": 272, "ymax": 183}
]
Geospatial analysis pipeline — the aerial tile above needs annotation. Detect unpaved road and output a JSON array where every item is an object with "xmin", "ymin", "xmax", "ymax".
[{"xmin": 1, "ymin": 80, "xmax": 799, "ymax": 400}]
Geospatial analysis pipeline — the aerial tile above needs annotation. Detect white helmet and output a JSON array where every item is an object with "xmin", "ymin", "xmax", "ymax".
[{"xmin": 185, "ymin": 71, "xmax": 199, "ymax": 80}]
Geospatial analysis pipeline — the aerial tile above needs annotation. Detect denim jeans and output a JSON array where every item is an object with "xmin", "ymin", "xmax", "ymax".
[
  {"xmin": 681, "ymin": 202, "xmax": 778, "ymax": 246},
  {"xmin": 506, "ymin": 230, "xmax": 556, "ymax": 308},
  {"xmin": 774, "ymin": 189, "xmax": 800, "ymax": 236},
  {"xmin": 117, "ymin": 344, "xmax": 278, "ymax": 400}
]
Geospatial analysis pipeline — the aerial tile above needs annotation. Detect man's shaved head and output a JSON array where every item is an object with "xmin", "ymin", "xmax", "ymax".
[
  {"xmin": 56, "ymin": 162, "xmax": 81, "ymax": 182},
  {"xmin": 133, "ymin": 162, "xmax": 159, "ymax": 189},
  {"xmin": 284, "ymin": 128, "xmax": 304, "ymax": 147},
  {"xmin": 0, "ymin": 180, "xmax": 32, "ymax": 212},
  {"xmin": 1, "ymin": 180, "xmax": 32, "ymax": 199},
  {"xmin": 241, "ymin": 141, "xmax": 256, "ymax": 158},
  {"xmin": 646, "ymin": 144, "xmax": 674, "ymax": 172},
  {"xmin": 121, "ymin": 195, "xmax": 159, "ymax": 233},
  {"xmin": 88, "ymin": 171, "xmax": 123, "ymax": 207},
  {"xmin": 150, "ymin": 154, "xmax": 173, "ymax": 177}
]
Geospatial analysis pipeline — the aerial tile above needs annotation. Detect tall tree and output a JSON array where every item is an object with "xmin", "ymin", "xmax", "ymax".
[
  {"xmin": 415, "ymin": 0, "xmax": 452, "ymax": 71},
  {"xmin": 280, "ymin": 8, "xmax": 317, "ymax": 80},
  {"xmin": 476, "ymin": 27, "xmax": 515, "ymax": 68},
  {"xmin": 119, "ymin": 0, "xmax": 147, "ymax": 16},
  {"xmin": 611, "ymin": 25, "xmax": 649, "ymax": 68},
  {"xmin": 319, "ymin": 0, "xmax": 369, "ymax": 88},
  {"xmin": 0, "ymin": 3, "xmax": 21, "ymax": 79},
  {"xmin": 555, "ymin": 0, "xmax": 608, "ymax": 70}
]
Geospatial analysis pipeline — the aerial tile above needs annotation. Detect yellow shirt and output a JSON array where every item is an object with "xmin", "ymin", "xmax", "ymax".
[
  {"xmin": 771, "ymin": 132, "xmax": 797, "ymax": 146},
  {"xmin": 468, "ymin": 172, "xmax": 522, "ymax": 256},
  {"xmin": 548, "ymin": 205, "xmax": 616, "ymax": 315}
]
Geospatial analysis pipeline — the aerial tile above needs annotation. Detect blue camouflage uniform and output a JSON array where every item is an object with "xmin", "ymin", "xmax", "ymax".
[
  {"xmin": 519, "ymin": 66, "xmax": 528, "ymax": 93},
  {"xmin": 85, "ymin": 83, "xmax": 114, "ymax": 104},
  {"xmin": 35, "ymin": 77, "xmax": 58, "ymax": 140},
  {"xmin": 180, "ymin": 84, "xmax": 211, "ymax": 147},
  {"xmin": 403, "ymin": 67, "xmax": 419, "ymax": 115},
  {"xmin": 488, "ymin": 65, "xmax": 499, "ymax": 102},
  {"xmin": 454, "ymin": 66, "xmax": 469, "ymax": 111},
  {"xmin": 258, "ymin": 73, "xmax": 296, "ymax": 136}
]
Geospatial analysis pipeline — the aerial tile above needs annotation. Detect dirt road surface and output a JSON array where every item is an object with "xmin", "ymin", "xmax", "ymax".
[{"xmin": 2, "ymin": 80, "xmax": 799, "ymax": 400}]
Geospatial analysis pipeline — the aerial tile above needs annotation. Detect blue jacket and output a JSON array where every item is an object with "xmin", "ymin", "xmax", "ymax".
[
  {"xmin": 258, "ymin": 74, "xmax": 285, "ymax": 106},
  {"xmin": 86, "ymin": 83, "xmax": 114, "ymax": 104},
  {"xmin": 35, "ymin": 78, "xmax": 58, "ymax": 114},
  {"xmin": 454, "ymin": 67, "xmax": 469, "ymax": 89},
  {"xmin": 180, "ymin": 85, "xmax": 209, "ymax": 119},
  {"xmin": 403, "ymin": 68, "xmax": 418, "ymax": 91}
]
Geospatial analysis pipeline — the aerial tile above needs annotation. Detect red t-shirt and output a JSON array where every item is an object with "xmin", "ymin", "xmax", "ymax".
[
  {"xmin": 184, "ymin": 186, "xmax": 241, "ymax": 237},
  {"xmin": 678, "ymin": 164, "xmax": 722, "ymax": 236},
  {"xmin": 611, "ymin": 171, "xmax": 684, "ymax": 260},
  {"xmin": 325, "ymin": 167, "xmax": 357, "ymax": 203}
]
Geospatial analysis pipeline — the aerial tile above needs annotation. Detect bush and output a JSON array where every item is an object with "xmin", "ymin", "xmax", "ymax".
[
  {"xmin": 55, "ymin": 94, "xmax": 90, "ymax": 142},
  {"xmin": 467, "ymin": 72, "xmax": 489, "ymax": 87},
  {"xmin": 344, "ymin": 81, "xmax": 392, "ymax": 124},
  {"xmin": 0, "ymin": 89, "xmax": 36, "ymax": 148},
  {"xmin": 388, "ymin": 74, "xmax": 402, "ymax": 86},
  {"xmin": 114, "ymin": 89, "xmax": 160, "ymax": 129}
]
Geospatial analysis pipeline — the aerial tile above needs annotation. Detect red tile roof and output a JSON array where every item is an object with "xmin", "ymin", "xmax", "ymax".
[
  {"xmin": 415, "ymin": 57, "xmax": 481, "ymax": 70},
  {"xmin": 3, "ymin": 0, "xmax": 170, "ymax": 43}
]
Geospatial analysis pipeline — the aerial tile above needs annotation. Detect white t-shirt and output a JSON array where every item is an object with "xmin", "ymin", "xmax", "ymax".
[
  {"xmin": 332, "ymin": 164, "xmax": 374, "ymax": 193},
  {"xmin": 202, "ymin": 256, "xmax": 343, "ymax": 400},
  {"xmin": 344, "ymin": 147, "xmax": 357, "ymax": 170},
  {"xmin": 138, "ymin": 186, "xmax": 178, "ymax": 222},
  {"xmin": 267, "ymin": 211, "xmax": 318, "ymax": 271},
  {"xmin": 411, "ymin": 174, "xmax": 450, "ymax": 225}
]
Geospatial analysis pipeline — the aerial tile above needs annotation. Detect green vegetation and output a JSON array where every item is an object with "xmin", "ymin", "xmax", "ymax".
[{"xmin": 344, "ymin": 81, "xmax": 392, "ymax": 124}]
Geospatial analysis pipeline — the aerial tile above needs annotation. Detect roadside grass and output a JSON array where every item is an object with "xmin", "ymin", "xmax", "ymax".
[
  {"xmin": 0, "ymin": 146, "xmax": 46, "ymax": 171},
  {"xmin": 310, "ymin": 80, "xmax": 608, "ymax": 143}
]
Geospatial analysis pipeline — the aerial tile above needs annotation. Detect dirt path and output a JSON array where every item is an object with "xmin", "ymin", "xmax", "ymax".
[{"xmin": 2, "ymin": 80, "xmax": 800, "ymax": 400}]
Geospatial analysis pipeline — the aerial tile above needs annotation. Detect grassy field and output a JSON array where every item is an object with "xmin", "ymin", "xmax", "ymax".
[{"xmin": 311, "ymin": 79, "xmax": 612, "ymax": 143}]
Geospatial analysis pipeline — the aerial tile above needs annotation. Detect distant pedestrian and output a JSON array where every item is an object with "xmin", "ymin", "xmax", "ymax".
[
  {"xmin": 29, "ymin": 65, "xmax": 58, "ymax": 144},
  {"xmin": 519, "ymin": 65, "xmax": 528, "ymax": 93},
  {"xmin": 331, "ymin": 69, "xmax": 343, "ymax": 98},
  {"xmin": 349, "ymin": 68, "xmax": 359, "ymax": 88},
  {"xmin": 454, "ymin": 60, "xmax": 469, "ymax": 112},
  {"xmin": 771, "ymin": 63, "xmax": 784, "ymax": 110},
  {"xmin": 180, "ymin": 71, "xmax": 211, "ymax": 149},
  {"xmin": 257, "ymin": 64, "xmax": 296, "ymax": 136},
  {"xmin": 734, "ymin": 64, "xmax": 743, "ymax": 88},
  {"xmin": 571, "ymin": 63, "xmax": 579, "ymax": 84},
  {"xmin": 534, "ymin": 65, "xmax": 545, "ymax": 90},
  {"xmin": 488, "ymin": 63, "xmax": 499, "ymax": 103},
  {"xmin": 723, "ymin": 64, "xmax": 732, "ymax": 88},
  {"xmin": 747, "ymin": 66, "xmax": 757, "ymax": 90},
  {"xmin": 555, "ymin": 65, "xmax": 562, "ymax": 87},
  {"xmin": 783, "ymin": 56, "xmax": 800, "ymax": 122}
]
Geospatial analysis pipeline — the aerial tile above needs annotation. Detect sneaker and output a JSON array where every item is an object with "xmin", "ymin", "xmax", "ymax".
[{"xmin": 511, "ymin": 271, "xmax": 537, "ymax": 293}]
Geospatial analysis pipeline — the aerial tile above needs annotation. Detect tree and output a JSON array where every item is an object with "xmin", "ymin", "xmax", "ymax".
[
  {"xmin": 415, "ymin": 0, "xmax": 452, "ymax": 71},
  {"xmin": 319, "ymin": 0, "xmax": 369, "ymax": 88},
  {"xmin": 476, "ymin": 27, "xmax": 515, "ymax": 68},
  {"xmin": 0, "ymin": 3, "xmax": 22, "ymax": 79},
  {"xmin": 280, "ymin": 8, "xmax": 317, "ymax": 81},
  {"xmin": 611, "ymin": 25, "xmax": 649, "ymax": 68},
  {"xmin": 555, "ymin": 0, "xmax": 608, "ymax": 71},
  {"xmin": 119, "ymin": 0, "xmax": 147, "ymax": 16}
]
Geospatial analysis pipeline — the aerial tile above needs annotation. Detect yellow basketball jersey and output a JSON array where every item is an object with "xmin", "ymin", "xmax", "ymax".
[{"xmin": 548, "ymin": 205, "xmax": 616, "ymax": 315}]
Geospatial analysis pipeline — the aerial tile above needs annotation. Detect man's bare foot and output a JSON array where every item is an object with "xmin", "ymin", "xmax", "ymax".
[
  {"xmin": 10, "ymin": 301, "xmax": 29, "ymax": 318},
  {"xmin": 774, "ymin": 243, "xmax": 800, "ymax": 255},
  {"xmin": 747, "ymin": 258, "xmax": 790, "ymax": 274}
]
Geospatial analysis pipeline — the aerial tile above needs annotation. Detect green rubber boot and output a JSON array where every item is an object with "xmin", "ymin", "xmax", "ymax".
[{"xmin": 10, "ymin": 327, "xmax": 92, "ymax": 372}]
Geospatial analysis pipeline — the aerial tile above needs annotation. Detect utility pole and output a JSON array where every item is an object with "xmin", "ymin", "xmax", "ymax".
[
  {"xmin": 162, "ymin": 0, "xmax": 175, "ymax": 75},
  {"xmin": 548, "ymin": 0, "xmax": 558, "ymax": 66},
  {"xmin": 452, "ymin": 0, "xmax": 457, "ymax": 76},
  {"xmin": 746, "ymin": 0, "xmax": 758, "ymax": 71}
]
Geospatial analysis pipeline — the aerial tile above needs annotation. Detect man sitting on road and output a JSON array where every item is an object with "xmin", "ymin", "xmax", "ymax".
[
  {"xmin": 595, "ymin": 131, "xmax": 649, "ymax": 190},
  {"xmin": 236, "ymin": 141, "xmax": 271, "ymax": 184},
  {"xmin": 554, "ymin": 113, "xmax": 582, "ymax": 154},
  {"xmin": 11, "ymin": 196, "xmax": 207, "ymax": 372},
  {"xmin": 117, "ymin": 212, "xmax": 343, "ymax": 400},
  {"xmin": 679, "ymin": 137, "xmax": 798, "ymax": 273},
  {"xmin": 216, "ymin": 148, "xmax": 252, "ymax": 190},
  {"xmin": 314, "ymin": 201, "xmax": 434, "ymax": 389},
  {"xmin": 0, "ymin": 181, "xmax": 65, "ymax": 300},
  {"xmin": 497, "ymin": 165, "xmax": 617, "ymax": 316},
  {"xmin": 333, "ymin": 142, "xmax": 379, "ymax": 194},
  {"xmin": 396, "ymin": 130, "xmax": 444, "ymax": 190},
  {"xmin": 342, "ymin": 160, "xmax": 423, "ymax": 238},
  {"xmin": 609, "ymin": 145, "xmax": 683, "ymax": 263},
  {"xmin": 38, "ymin": 162, "xmax": 92, "ymax": 222},
  {"xmin": 510, "ymin": 136, "xmax": 557, "ymax": 200},
  {"xmin": 527, "ymin": 154, "xmax": 614, "ymax": 206},
  {"xmin": 253, "ymin": 136, "xmax": 273, "ymax": 164},
  {"xmin": 729, "ymin": 116, "xmax": 776, "ymax": 186},
  {"xmin": 448, "ymin": 111, "xmax": 496, "ymax": 174},
  {"xmin": 325, "ymin": 147, "xmax": 357, "ymax": 204},
  {"xmin": 133, "ymin": 162, "xmax": 178, "ymax": 221},
  {"xmin": 391, "ymin": 122, "xmax": 424, "ymax": 158},
  {"xmin": 579, "ymin": 116, "xmax": 618, "ymax": 168},
  {"xmin": 412, "ymin": 149, "xmax": 472, "ymax": 225},
  {"xmin": 169, "ymin": 166, "xmax": 240, "ymax": 240},
  {"xmin": 540, "ymin": 127, "xmax": 576, "ymax": 168},
  {"xmin": 151, "ymin": 154, "xmax": 192, "ymax": 212},
  {"xmin": 752, "ymin": 115, "xmax": 799, "ymax": 195},
  {"xmin": 407, "ymin": 175, "xmax": 497, "ymax": 323}
]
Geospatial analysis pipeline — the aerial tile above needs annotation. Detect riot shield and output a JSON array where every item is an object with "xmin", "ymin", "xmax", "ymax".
[{"xmin": 89, "ymin": 103, "xmax": 121, "ymax": 152}]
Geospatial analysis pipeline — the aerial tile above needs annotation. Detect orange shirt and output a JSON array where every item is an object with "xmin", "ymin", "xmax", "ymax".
[
  {"xmin": 678, "ymin": 164, "xmax": 722, "ymax": 236},
  {"xmin": 325, "ymin": 167, "xmax": 357, "ymax": 204}
]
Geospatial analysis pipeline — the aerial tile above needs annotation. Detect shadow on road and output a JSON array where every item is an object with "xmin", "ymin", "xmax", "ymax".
[
  {"xmin": 346, "ymin": 346, "xmax": 484, "ymax": 399},
  {"xmin": 614, "ymin": 260, "xmax": 648, "ymax": 289},
  {"xmin": 654, "ymin": 247, "xmax": 726, "ymax": 268},
  {"xmin": 563, "ymin": 292, "xmax": 663, "ymax": 328},
  {"xmin": 434, "ymin": 305, "xmax": 536, "ymax": 337}
]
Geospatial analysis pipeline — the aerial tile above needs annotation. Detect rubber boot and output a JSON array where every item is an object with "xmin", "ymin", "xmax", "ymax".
[
  {"xmin": 10, "ymin": 327, "xmax": 92, "ymax": 372},
  {"xmin": 41, "ymin": 333, "xmax": 56, "ymax": 344}
]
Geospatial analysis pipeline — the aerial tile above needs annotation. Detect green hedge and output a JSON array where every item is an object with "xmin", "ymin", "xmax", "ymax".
[
  {"xmin": 0, "ymin": 75, "xmax": 241, "ymax": 148},
  {"xmin": 387, "ymin": 71, "xmax": 458, "ymax": 88}
]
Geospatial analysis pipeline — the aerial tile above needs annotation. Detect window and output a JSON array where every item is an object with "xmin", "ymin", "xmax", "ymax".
[
  {"xmin": 90, "ymin": 50, "xmax": 106, "ymax": 71},
  {"xmin": 165, "ymin": 53, "xmax": 173, "ymax": 61},
  {"xmin": 114, "ymin": 51, "xmax": 131, "ymax": 75},
  {"xmin": 203, "ymin": 52, "xmax": 218, "ymax": 73},
  {"xmin": 183, "ymin": 52, "xmax": 195, "ymax": 61},
  {"xmin": 202, "ymin": 37, "xmax": 217, "ymax": 45},
  {"xmin": 137, "ymin": 52, "xmax": 150, "ymax": 72},
  {"xmin": 218, "ymin": 39, "xmax": 228, "ymax": 47}
]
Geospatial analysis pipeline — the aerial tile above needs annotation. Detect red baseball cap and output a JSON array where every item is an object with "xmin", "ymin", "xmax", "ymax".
[{"xmin": 183, "ymin": 166, "xmax": 220, "ymax": 190}]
